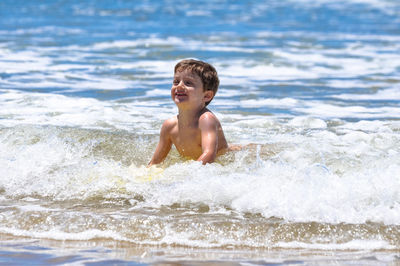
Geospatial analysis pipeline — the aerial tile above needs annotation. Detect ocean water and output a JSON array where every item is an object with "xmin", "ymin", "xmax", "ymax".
[{"xmin": 1, "ymin": 0, "xmax": 400, "ymax": 264}]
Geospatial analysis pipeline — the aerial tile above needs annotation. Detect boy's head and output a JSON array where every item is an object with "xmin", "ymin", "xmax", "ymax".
[{"xmin": 174, "ymin": 59, "xmax": 219, "ymax": 106}]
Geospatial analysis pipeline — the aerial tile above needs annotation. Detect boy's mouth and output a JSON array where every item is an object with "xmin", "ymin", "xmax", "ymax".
[{"xmin": 175, "ymin": 92, "xmax": 187, "ymax": 97}]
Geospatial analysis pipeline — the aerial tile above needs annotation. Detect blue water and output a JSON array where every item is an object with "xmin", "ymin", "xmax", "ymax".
[
  {"xmin": 1, "ymin": 0, "xmax": 400, "ymax": 264},
  {"xmin": 1, "ymin": 0, "xmax": 399, "ymax": 119}
]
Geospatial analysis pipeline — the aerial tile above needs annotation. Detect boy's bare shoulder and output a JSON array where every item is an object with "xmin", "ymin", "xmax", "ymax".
[
  {"xmin": 161, "ymin": 116, "xmax": 178, "ymax": 131},
  {"xmin": 199, "ymin": 110, "xmax": 221, "ymax": 127}
]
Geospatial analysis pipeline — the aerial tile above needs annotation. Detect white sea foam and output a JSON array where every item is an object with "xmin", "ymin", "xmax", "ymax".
[
  {"xmin": 0, "ymin": 50, "xmax": 52, "ymax": 74},
  {"xmin": 220, "ymin": 63, "xmax": 319, "ymax": 81},
  {"xmin": 0, "ymin": 89, "xmax": 175, "ymax": 130},
  {"xmin": 333, "ymin": 87, "xmax": 400, "ymax": 100},
  {"xmin": 1, "ymin": 121, "xmax": 399, "ymax": 225},
  {"xmin": 255, "ymin": 30, "xmax": 400, "ymax": 43},
  {"xmin": 17, "ymin": 205, "xmax": 61, "ymax": 212},
  {"xmin": 0, "ymin": 226, "xmax": 396, "ymax": 251},
  {"xmin": 287, "ymin": 0, "xmax": 399, "ymax": 15},
  {"xmin": 142, "ymin": 160, "xmax": 400, "ymax": 225},
  {"xmin": 275, "ymin": 240, "xmax": 397, "ymax": 250},
  {"xmin": 288, "ymin": 116, "xmax": 327, "ymax": 128},
  {"xmin": 1, "ymin": 32, "xmax": 399, "ymax": 100},
  {"xmin": 240, "ymin": 98, "xmax": 299, "ymax": 108},
  {"xmin": 337, "ymin": 120, "xmax": 398, "ymax": 132},
  {"xmin": 91, "ymin": 37, "xmax": 185, "ymax": 50},
  {"xmin": 0, "ymin": 227, "xmax": 129, "ymax": 242},
  {"xmin": 185, "ymin": 10, "xmax": 213, "ymax": 17},
  {"xmin": 145, "ymin": 88, "xmax": 171, "ymax": 97},
  {"xmin": 0, "ymin": 26, "xmax": 84, "ymax": 36},
  {"xmin": 294, "ymin": 101, "xmax": 400, "ymax": 119}
]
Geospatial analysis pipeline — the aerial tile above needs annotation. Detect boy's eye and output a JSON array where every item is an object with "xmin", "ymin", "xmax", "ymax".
[
  {"xmin": 185, "ymin": 81, "xmax": 192, "ymax": 86},
  {"xmin": 173, "ymin": 80, "xmax": 179, "ymax": 85}
]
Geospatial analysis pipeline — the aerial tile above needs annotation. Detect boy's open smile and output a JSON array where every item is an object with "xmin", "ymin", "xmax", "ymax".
[{"xmin": 175, "ymin": 90, "xmax": 187, "ymax": 98}]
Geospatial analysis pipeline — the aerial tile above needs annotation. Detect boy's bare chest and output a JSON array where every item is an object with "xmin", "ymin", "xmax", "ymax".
[{"xmin": 170, "ymin": 126, "xmax": 202, "ymax": 158}]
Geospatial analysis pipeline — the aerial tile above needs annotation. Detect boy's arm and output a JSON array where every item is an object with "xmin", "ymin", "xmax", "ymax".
[
  {"xmin": 148, "ymin": 120, "xmax": 173, "ymax": 166},
  {"xmin": 197, "ymin": 113, "xmax": 218, "ymax": 164}
]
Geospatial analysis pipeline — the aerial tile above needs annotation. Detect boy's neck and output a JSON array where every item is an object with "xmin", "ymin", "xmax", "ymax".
[{"xmin": 177, "ymin": 106, "xmax": 208, "ymax": 127}]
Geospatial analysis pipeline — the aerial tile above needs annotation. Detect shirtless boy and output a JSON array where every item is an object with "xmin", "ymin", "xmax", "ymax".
[{"xmin": 148, "ymin": 59, "xmax": 228, "ymax": 166}]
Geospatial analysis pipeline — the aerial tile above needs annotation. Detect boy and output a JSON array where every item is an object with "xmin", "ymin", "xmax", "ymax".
[{"xmin": 148, "ymin": 59, "xmax": 228, "ymax": 166}]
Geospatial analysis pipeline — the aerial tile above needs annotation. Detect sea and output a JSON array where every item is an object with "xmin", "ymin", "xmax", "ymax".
[{"xmin": 1, "ymin": 0, "xmax": 400, "ymax": 265}]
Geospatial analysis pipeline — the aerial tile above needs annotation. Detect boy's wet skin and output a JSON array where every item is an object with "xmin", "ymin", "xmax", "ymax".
[{"xmin": 149, "ymin": 59, "xmax": 228, "ymax": 166}]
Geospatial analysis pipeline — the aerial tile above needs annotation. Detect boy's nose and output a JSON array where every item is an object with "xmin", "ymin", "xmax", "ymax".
[{"xmin": 176, "ymin": 81, "xmax": 185, "ymax": 89}]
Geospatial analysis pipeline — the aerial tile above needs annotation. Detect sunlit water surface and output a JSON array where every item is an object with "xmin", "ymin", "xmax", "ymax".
[{"xmin": 0, "ymin": 0, "xmax": 400, "ymax": 264}]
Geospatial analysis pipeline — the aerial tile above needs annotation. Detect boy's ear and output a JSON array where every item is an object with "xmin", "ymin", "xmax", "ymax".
[{"xmin": 204, "ymin": 90, "xmax": 214, "ymax": 102}]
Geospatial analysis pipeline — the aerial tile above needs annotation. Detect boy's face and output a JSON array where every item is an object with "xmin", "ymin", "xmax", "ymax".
[{"xmin": 171, "ymin": 70, "xmax": 213, "ymax": 109}]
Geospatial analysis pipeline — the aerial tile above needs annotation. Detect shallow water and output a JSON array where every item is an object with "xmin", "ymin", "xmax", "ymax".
[{"xmin": 1, "ymin": 0, "xmax": 400, "ymax": 264}]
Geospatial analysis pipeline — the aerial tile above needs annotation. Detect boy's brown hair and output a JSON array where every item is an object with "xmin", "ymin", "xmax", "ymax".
[{"xmin": 174, "ymin": 59, "xmax": 219, "ymax": 106}]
